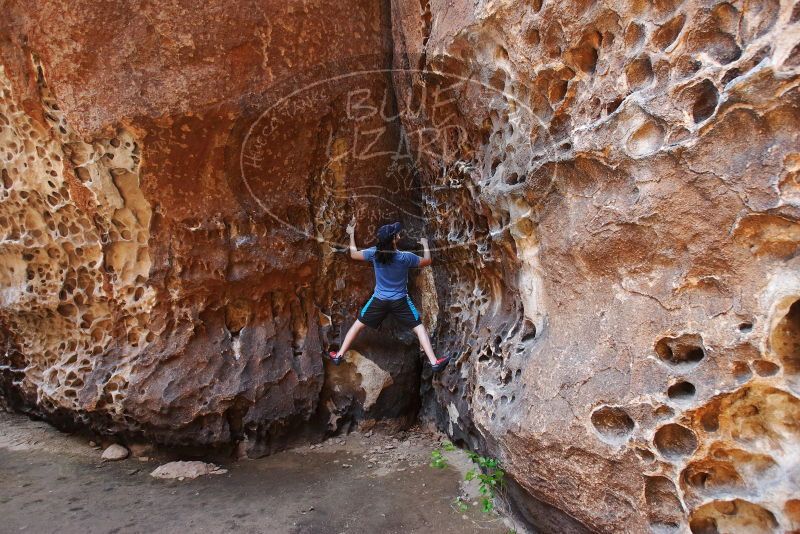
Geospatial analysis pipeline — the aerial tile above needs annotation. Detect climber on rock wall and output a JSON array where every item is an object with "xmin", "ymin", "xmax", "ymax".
[{"xmin": 326, "ymin": 219, "xmax": 451, "ymax": 372}]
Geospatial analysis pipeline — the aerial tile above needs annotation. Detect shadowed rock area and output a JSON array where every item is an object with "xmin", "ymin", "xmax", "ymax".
[{"xmin": 1, "ymin": 0, "xmax": 800, "ymax": 533}]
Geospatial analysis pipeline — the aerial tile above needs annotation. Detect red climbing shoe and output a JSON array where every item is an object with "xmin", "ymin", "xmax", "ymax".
[
  {"xmin": 431, "ymin": 355, "xmax": 451, "ymax": 373},
  {"xmin": 326, "ymin": 350, "xmax": 344, "ymax": 366}
]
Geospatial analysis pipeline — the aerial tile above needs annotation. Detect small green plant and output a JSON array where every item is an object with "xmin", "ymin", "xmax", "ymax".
[
  {"xmin": 430, "ymin": 448, "xmax": 447, "ymax": 469},
  {"xmin": 431, "ymin": 440, "xmax": 457, "ymax": 468},
  {"xmin": 465, "ymin": 451, "xmax": 505, "ymax": 513},
  {"xmin": 430, "ymin": 442, "xmax": 505, "ymax": 515},
  {"xmin": 453, "ymin": 496, "xmax": 469, "ymax": 512}
]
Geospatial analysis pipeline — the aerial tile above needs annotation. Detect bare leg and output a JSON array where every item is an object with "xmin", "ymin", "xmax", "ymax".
[
  {"xmin": 337, "ymin": 319, "xmax": 366, "ymax": 357},
  {"xmin": 412, "ymin": 324, "xmax": 438, "ymax": 364}
]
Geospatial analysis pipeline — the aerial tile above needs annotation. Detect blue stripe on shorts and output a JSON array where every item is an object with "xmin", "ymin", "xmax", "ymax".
[
  {"xmin": 406, "ymin": 296, "xmax": 420, "ymax": 320},
  {"xmin": 360, "ymin": 295, "xmax": 375, "ymax": 317}
]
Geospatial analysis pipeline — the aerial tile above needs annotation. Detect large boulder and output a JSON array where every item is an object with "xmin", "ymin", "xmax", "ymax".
[
  {"xmin": 0, "ymin": 0, "xmax": 422, "ymax": 455},
  {"xmin": 390, "ymin": 0, "xmax": 800, "ymax": 532}
]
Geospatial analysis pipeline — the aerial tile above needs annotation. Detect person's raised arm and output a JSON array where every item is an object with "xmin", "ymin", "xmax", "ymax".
[
  {"xmin": 418, "ymin": 237, "xmax": 432, "ymax": 267},
  {"xmin": 347, "ymin": 219, "xmax": 366, "ymax": 261}
]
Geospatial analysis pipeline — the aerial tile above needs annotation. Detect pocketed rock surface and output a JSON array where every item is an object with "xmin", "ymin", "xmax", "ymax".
[
  {"xmin": 0, "ymin": 0, "xmax": 422, "ymax": 455},
  {"xmin": 390, "ymin": 0, "xmax": 800, "ymax": 532},
  {"xmin": 1, "ymin": 1, "xmax": 799, "ymax": 533}
]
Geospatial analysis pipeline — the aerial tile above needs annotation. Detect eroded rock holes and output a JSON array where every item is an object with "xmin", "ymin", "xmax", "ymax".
[
  {"xmin": 627, "ymin": 120, "xmax": 665, "ymax": 157},
  {"xmin": 655, "ymin": 334, "xmax": 706, "ymax": 368},
  {"xmin": 591, "ymin": 405, "xmax": 634, "ymax": 443},
  {"xmin": 654, "ymin": 423, "xmax": 699, "ymax": 459},
  {"xmin": 667, "ymin": 380, "xmax": 696, "ymax": 401},
  {"xmin": 653, "ymin": 14, "xmax": 686, "ymax": 50},
  {"xmin": 689, "ymin": 80, "xmax": 719, "ymax": 124},
  {"xmin": 751, "ymin": 359, "xmax": 779, "ymax": 377},
  {"xmin": 771, "ymin": 298, "xmax": 799, "ymax": 379},
  {"xmin": 689, "ymin": 499, "xmax": 778, "ymax": 534}
]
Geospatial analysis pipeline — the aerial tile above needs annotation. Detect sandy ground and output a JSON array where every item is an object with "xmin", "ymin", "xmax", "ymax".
[{"xmin": 0, "ymin": 411, "xmax": 516, "ymax": 534}]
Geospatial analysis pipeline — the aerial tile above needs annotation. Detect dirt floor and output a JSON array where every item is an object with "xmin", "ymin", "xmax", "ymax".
[{"xmin": 0, "ymin": 411, "xmax": 517, "ymax": 534}]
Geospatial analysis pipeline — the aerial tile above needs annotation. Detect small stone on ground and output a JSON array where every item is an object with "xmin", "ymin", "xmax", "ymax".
[{"xmin": 101, "ymin": 444, "xmax": 129, "ymax": 461}]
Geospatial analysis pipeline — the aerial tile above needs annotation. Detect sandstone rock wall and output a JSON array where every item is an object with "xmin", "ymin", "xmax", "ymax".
[
  {"xmin": 0, "ymin": 0, "xmax": 423, "ymax": 455},
  {"xmin": 2, "ymin": 0, "xmax": 799, "ymax": 532},
  {"xmin": 390, "ymin": 0, "xmax": 800, "ymax": 532}
]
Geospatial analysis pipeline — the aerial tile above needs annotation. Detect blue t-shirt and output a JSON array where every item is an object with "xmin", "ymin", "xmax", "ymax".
[{"xmin": 362, "ymin": 247, "xmax": 421, "ymax": 300}]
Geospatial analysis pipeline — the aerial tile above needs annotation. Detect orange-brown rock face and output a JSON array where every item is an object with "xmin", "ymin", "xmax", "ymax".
[
  {"xmin": 2, "ymin": 0, "xmax": 799, "ymax": 531},
  {"xmin": 0, "ymin": 0, "xmax": 424, "ymax": 454},
  {"xmin": 391, "ymin": 0, "xmax": 800, "ymax": 532}
]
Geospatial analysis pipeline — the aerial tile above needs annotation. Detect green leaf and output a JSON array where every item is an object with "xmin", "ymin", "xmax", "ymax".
[
  {"xmin": 481, "ymin": 497, "xmax": 494, "ymax": 513},
  {"xmin": 465, "ymin": 469, "xmax": 475, "ymax": 481},
  {"xmin": 442, "ymin": 441, "xmax": 457, "ymax": 452},
  {"xmin": 430, "ymin": 451, "xmax": 447, "ymax": 468}
]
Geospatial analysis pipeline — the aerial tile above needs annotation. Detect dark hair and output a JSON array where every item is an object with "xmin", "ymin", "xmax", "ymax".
[{"xmin": 375, "ymin": 235, "xmax": 396, "ymax": 264}]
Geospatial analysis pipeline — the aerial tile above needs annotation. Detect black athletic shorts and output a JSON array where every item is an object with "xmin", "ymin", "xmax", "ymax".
[{"xmin": 358, "ymin": 295, "xmax": 422, "ymax": 329}]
